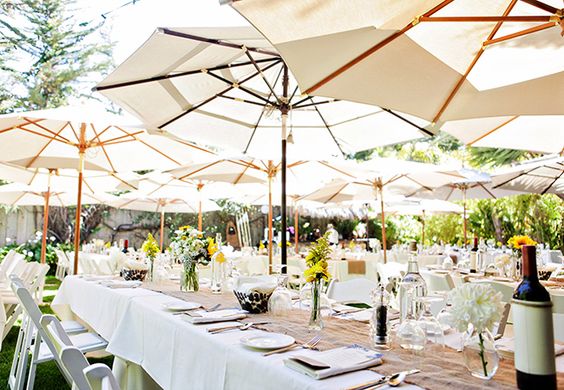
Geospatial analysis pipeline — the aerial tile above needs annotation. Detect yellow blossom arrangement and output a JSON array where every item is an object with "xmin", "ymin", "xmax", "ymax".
[
  {"xmin": 304, "ymin": 232, "xmax": 332, "ymax": 284},
  {"xmin": 507, "ymin": 235, "xmax": 537, "ymax": 250},
  {"xmin": 141, "ymin": 233, "xmax": 160, "ymax": 261}
]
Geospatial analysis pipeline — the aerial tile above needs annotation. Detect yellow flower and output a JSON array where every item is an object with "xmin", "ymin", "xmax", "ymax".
[
  {"xmin": 104, "ymin": 242, "xmax": 111, "ymax": 248},
  {"xmin": 259, "ymin": 241, "xmax": 265, "ymax": 250},
  {"xmin": 215, "ymin": 252, "xmax": 226, "ymax": 264},
  {"xmin": 179, "ymin": 225, "xmax": 191, "ymax": 231},
  {"xmin": 207, "ymin": 238, "xmax": 218, "ymax": 256},
  {"xmin": 141, "ymin": 233, "xmax": 159, "ymax": 260},
  {"xmin": 304, "ymin": 262, "xmax": 331, "ymax": 283},
  {"xmin": 508, "ymin": 235, "xmax": 537, "ymax": 250}
]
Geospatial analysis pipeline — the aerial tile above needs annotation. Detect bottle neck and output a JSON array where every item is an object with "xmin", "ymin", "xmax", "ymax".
[
  {"xmin": 522, "ymin": 245, "xmax": 538, "ymax": 281},
  {"xmin": 407, "ymin": 258, "xmax": 419, "ymax": 274}
]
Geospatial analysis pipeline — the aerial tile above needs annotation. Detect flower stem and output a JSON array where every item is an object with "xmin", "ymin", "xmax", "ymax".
[{"xmin": 478, "ymin": 332, "xmax": 489, "ymax": 377}]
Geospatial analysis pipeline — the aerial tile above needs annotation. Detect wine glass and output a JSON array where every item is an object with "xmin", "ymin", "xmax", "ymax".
[
  {"xmin": 416, "ymin": 296, "xmax": 445, "ymax": 348},
  {"xmin": 396, "ymin": 287, "xmax": 426, "ymax": 352},
  {"xmin": 268, "ymin": 272, "xmax": 293, "ymax": 316}
]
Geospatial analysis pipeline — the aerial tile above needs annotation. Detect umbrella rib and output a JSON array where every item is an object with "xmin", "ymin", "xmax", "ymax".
[
  {"xmin": 289, "ymin": 85, "xmax": 299, "ymax": 102},
  {"xmin": 67, "ymin": 122, "xmax": 81, "ymax": 144},
  {"xmin": 467, "ymin": 116, "xmax": 519, "ymax": 145},
  {"xmin": 483, "ymin": 22, "xmax": 557, "ymax": 47},
  {"xmin": 217, "ymin": 95, "xmax": 268, "ymax": 107},
  {"xmin": 94, "ymin": 57, "xmax": 279, "ymax": 91},
  {"xmin": 325, "ymin": 183, "xmax": 350, "ymax": 204},
  {"xmin": 493, "ymin": 165, "xmax": 543, "ymax": 188},
  {"xmin": 310, "ymin": 98, "xmax": 346, "ymax": 157},
  {"xmin": 159, "ymin": 59, "xmax": 281, "ymax": 129},
  {"xmin": 244, "ymin": 50, "xmax": 282, "ymax": 105},
  {"xmin": 318, "ymin": 161, "xmax": 356, "ymax": 179},
  {"xmin": 90, "ymin": 123, "xmax": 116, "ymax": 172},
  {"xmin": 206, "ymin": 71, "xmax": 278, "ymax": 106},
  {"xmin": 21, "ymin": 119, "xmax": 73, "ymax": 144},
  {"xmin": 233, "ymin": 159, "xmax": 253, "ymax": 185},
  {"xmin": 82, "ymin": 178, "xmax": 95, "ymax": 194},
  {"xmin": 541, "ymin": 169, "xmax": 564, "ymax": 195},
  {"xmin": 431, "ymin": 0, "xmax": 518, "ymax": 123},
  {"xmin": 477, "ymin": 181, "xmax": 497, "ymax": 199},
  {"xmin": 305, "ymin": 0, "xmax": 455, "ymax": 94},
  {"xmin": 292, "ymin": 99, "xmax": 336, "ymax": 109},
  {"xmin": 94, "ymin": 125, "xmax": 113, "ymax": 140},
  {"xmin": 111, "ymin": 173, "xmax": 137, "ymax": 190},
  {"xmin": 381, "ymin": 108, "xmax": 434, "ymax": 137},
  {"xmin": 112, "ymin": 126, "xmax": 183, "ymax": 166},
  {"xmin": 520, "ymin": 0, "xmax": 560, "ymax": 13},
  {"xmin": 243, "ymin": 63, "xmax": 284, "ymax": 154},
  {"xmin": 421, "ymin": 15, "xmax": 551, "ymax": 22},
  {"xmin": 176, "ymin": 160, "xmax": 223, "ymax": 180},
  {"xmin": 96, "ymin": 130, "xmax": 145, "ymax": 145}
]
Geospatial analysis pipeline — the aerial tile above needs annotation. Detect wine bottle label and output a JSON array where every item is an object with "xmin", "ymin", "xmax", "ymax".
[
  {"xmin": 511, "ymin": 299, "xmax": 556, "ymax": 376},
  {"xmin": 469, "ymin": 253, "xmax": 477, "ymax": 270}
]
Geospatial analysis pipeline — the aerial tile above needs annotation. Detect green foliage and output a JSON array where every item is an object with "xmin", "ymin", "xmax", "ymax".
[
  {"xmin": 0, "ymin": 0, "xmax": 112, "ymax": 110},
  {"xmin": 467, "ymin": 147, "xmax": 535, "ymax": 169},
  {"xmin": 425, "ymin": 214, "xmax": 464, "ymax": 246}
]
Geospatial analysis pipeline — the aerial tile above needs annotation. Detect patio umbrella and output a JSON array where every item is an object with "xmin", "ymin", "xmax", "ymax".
[
  {"xmin": 301, "ymin": 158, "xmax": 465, "ymax": 261},
  {"xmin": 441, "ymin": 115, "xmax": 564, "ymax": 154},
  {"xmin": 95, "ymin": 26, "xmax": 432, "ymax": 269},
  {"xmin": 414, "ymin": 168, "xmax": 522, "ymax": 245},
  {"xmin": 110, "ymin": 188, "xmax": 220, "ymax": 251},
  {"xmin": 229, "ymin": 0, "xmax": 564, "ymax": 124},
  {"xmin": 0, "ymin": 182, "xmax": 118, "ymax": 263},
  {"xmin": 0, "ymin": 106, "xmax": 214, "ymax": 273},
  {"xmin": 492, "ymin": 154, "xmax": 564, "ymax": 194}
]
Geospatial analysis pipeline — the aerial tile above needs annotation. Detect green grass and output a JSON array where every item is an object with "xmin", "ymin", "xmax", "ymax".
[{"xmin": 0, "ymin": 295, "xmax": 113, "ymax": 389}]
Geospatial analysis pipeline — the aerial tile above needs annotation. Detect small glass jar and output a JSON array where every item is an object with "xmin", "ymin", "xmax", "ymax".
[{"xmin": 370, "ymin": 285, "xmax": 391, "ymax": 350}]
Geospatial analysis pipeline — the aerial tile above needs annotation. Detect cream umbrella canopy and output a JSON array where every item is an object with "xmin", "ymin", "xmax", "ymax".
[
  {"xmin": 442, "ymin": 115, "xmax": 564, "ymax": 153},
  {"xmin": 229, "ymin": 0, "xmax": 564, "ymax": 125},
  {"xmin": 0, "ymin": 182, "xmax": 119, "ymax": 263},
  {"xmin": 0, "ymin": 106, "xmax": 214, "ymax": 273},
  {"xmin": 492, "ymin": 154, "xmax": 564, "ymax": 194},
  {"xmin": 95, "ymin": 26, "xmax": 432, "ymax": 269}
]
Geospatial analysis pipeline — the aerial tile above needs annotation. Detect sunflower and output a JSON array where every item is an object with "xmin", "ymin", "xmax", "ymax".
[{"xmin": 507, "ymin": 235, "xmax": 537, "ymax": 250}]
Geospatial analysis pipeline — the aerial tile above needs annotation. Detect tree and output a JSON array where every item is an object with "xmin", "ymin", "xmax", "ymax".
[{"xmin": 0, "ymin": 0, "xmax": 112, "ymax": 110}]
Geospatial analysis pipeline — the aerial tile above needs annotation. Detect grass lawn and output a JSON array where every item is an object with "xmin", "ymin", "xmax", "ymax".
[{"xmin": 0, "ymin": 276, "xmax": 114, "ymax": 389}]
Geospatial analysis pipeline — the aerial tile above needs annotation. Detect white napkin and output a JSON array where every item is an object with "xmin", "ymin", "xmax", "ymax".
[
  {"xmin": 99, "ymin": 280, "xmax": 142, "ymax": 289},
  {"xmin": 234, "ymin": 276, "xmax": 277, "ymax": 295},
  {"xmin": 123, "ymin": 259, "xmax": 148, "ymax": 271},
  {"xmin": 495, "ymin": 337, "xmax": 564, "ymax": 358}
]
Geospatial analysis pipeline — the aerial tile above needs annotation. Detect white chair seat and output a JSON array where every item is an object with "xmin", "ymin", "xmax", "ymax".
[
  {"xmin": 38, "ymin": 332, "xmax": 107, "ymax": 362},
  {"xmin": 61, "ymin": 320, "xmax": 87, "ymax": 334}
]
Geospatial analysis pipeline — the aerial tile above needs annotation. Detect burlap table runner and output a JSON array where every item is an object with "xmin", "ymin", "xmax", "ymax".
[
  {"xmin": 347, "ymin": 260, "xmax": 366, "ymax": 275},
  {"xmin": 144, "ymin": 281, "xmax": 564, "ymax": 389}
]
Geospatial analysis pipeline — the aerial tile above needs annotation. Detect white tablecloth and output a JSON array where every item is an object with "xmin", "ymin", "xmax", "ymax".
[{"xmin": 52, "ymin": 276, "xmax": 418, "ymax": 390}]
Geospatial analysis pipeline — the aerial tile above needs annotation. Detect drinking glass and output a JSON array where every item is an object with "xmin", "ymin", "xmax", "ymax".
[
  {"xmin": 416, "ymin": 296, "xmax": 445, "ymax": 348},
  {"xmin": 396, "ymin": 287, "xmax": 426, "ymax": 351}
]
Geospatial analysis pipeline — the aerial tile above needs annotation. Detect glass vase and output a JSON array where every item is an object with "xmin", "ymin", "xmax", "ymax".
[
  {"xmin": 308, "ymin": 279, "xmax": 324, "ymax": 330},
  {"xmin": 181, "ymin": 262, "xmax": 199, "ymax": 292},
  {"xmin": 462, "ymin": 328, "xmax": 499, "ymax": 380},
  {"xmin": 210, "ymin": 256, "xmax": 224, "ymax": 294}
]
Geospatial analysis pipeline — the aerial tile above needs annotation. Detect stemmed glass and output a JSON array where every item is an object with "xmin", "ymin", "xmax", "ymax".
[
  {"xmin": 416, "ymin": 296, "xmax": 445, "ymax": 349},
  {"xmin": 268, "ymin": 265, "xmax": 293, "ymax": 316}
]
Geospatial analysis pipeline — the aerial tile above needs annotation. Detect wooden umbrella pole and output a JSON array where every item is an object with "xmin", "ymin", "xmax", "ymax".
[
  {"xmin": 463, "ymin": 187, "xmax": 468, "ymax": 248},
  {"xmin": 160, "ymin": 210, "xmax": 165, "ymax": 251},
  {"xmin": 422, "ymin": 210, "xmax": 426, "ymax": 246},
  {"xmin": 294, "ymin": 204, "xmax": 299, "ymax": 255},
  {"xmin": 267, "ymin": 167, "xmax": 273, "ymax": 272},
  {"xmin": 73, "ymin": 149, "xmax": 85, "ymax": 275},
  {"xmin": 198, "ymin": 200, "xmax": 203, "ymax": 232},
  {"xmin": 40, "ymin": 170, "xmax": 53, "ymax": 264}
]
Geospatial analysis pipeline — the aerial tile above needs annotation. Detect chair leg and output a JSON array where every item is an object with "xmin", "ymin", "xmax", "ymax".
[
  {"xmin": 11, "ymin": 318, "xmax": 33, "ymax": 390},
  {"xmin": 7, "ymin": 318, "xmax": 25, "ymax": 389},
  {"xmin": 25, "ymin": 331, "xmax": 42, "ymax": 390}
]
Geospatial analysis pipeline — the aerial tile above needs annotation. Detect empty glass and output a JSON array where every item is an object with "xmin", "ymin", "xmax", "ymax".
[
  {"xmin": 268, "ymin": 273, "xmax": 293, "ymax": 316},
  {"xmin": 396, "ymin": 287, "xmax": 426, "ymax": 352},
  {"xmin": 416, "ymin": 296, "xmax": 445, "ymax": 348}
]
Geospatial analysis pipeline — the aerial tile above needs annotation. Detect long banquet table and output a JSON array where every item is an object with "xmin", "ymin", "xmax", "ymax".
[{"xmin": 50, "ymin": 276, "xmax": 564, "ymax": 390}]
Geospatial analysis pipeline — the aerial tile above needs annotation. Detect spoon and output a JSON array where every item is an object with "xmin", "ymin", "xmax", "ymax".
[{"xmin": 364, "ymin": 372, "xmax": 406, "ymax": 390}]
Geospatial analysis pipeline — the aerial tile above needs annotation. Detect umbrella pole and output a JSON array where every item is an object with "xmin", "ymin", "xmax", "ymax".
[
  {"xmin": 160, "ymin": 210, "xmax": 165, "ymax": 252},
  {"xmin": 379, "ymin": 183, "xmax": 387, "ymax": 263},
  {"xmin": 421, "ymin": 210, "xmax": 426, "ymax": 246},
  {"xmin": 73, "ymin": 147, "xmax": 85, "ymax": 275},
  {"xmin": 294, "ymin": 204, "xmax": 299, "ymax": 255},
  {"xmin": 198, "ymin": 200, "xmax": 203, "ymax": 232},
  {"xmin": 40, "ymin": 170, "xmax": 53, "ymax": 264},
  {"xmin": 268, "ymin": 168, "xmax": 273, "ymax": 273},
  {"xmin": 280, "ymin": 64, "xmax": 289, "ymax": 273},
  {"xmin": 463, "ymin": 187, "xmax": 468, "ymax": 248}
]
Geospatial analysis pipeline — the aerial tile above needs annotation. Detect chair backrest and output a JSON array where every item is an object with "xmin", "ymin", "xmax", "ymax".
[
  {"xmin": 420, "ymin": 270, "xmax": 455, "ymax": 292},
  {"xmin": 8, "ymin": 256, "xmax": 27, "ymax": 279},
  {"xmin": 552, "ymin": 293, "xmax": 564, "ymax": 342},
  {"xmin": 55, "ymin": 250, "xmax": 69, "ymax": 266},
  {"xmin": 0, "ymin": 250, "xmax": 17, "ymax": 280},
  {"xmin": 60, "ymin": 346, "xmax": 92, "ymax": 390},
  {"xmin": 84, "ymin": 363, "xmax": 121, "ymax": 390},
  {"xmin": 479, "ymin": 280, "xmax": 514, "ymax": 303},
  {"xmin": 376, "ymin": 262, "xmax": 406, "ymax": 285},
  {"xmin": 326, "ymin": 278, "xmax": 378, "ymax": 304}
]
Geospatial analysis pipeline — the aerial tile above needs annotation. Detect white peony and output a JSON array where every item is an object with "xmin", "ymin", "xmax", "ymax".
[{"xmin": 448, "ymin": 283, "xmax": 504, "ymax": 333}]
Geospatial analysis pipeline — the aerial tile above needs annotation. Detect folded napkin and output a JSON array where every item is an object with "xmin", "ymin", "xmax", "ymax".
[
  {"xmin": 182, "ymin": 309, "xmax": 247, "ymax": 324},
  {"xmin": 99, "ymin": 280, "xmax": 142, "ymax": 289},
  {"xmin": 284, "ymin": 344, "xmax": 383, "ymax": 380},
  {"xmin": 234, "ymin": 276, "xmax": 277, "ymax": 295}
]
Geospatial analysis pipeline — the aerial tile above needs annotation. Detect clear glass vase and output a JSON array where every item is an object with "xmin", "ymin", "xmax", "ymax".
[
  {"xmin": 210, "ymin": 256, "xmax": 224, "ymax": 294},
  {"xmin": 308, "ymin": 279, "xmax": 324, "ymax": 330},
  {"xmin": 181, "ymin": 262, "xmax": 199, "ymax": 292},
  {"xmin": 462, "ymin": 328, "xmax": 499, "ymax": 380}
]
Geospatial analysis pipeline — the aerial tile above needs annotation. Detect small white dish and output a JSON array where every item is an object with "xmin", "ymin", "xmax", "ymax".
[
  {"xmin": 240, "ymin": 333, "xmax": 295, "ymax": 350},
  {"xmin": 162, "ymin": 301, "xmax": 200, "ymax": 311}
]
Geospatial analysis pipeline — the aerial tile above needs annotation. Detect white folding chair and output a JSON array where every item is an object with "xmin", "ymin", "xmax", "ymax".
[
  {"xmin": 84, "ymin": 363, "xmax": 121, "ymax": 390},
  {"xmin": 55, "ymin": 249, "xmax": 70, "ymax": 281},
  {"xmin": 8, "ymin": 276, "xmax": 106, "ymax": 390},
  {"xmin": 326, "ymin": 278, "xmax": 378, "ymax": 305},
  {"xmin": 0, "ymin": 250, "xmax": 18, "ymax": 282},
  {"xmin": 551, "ymin": 293, "xmax": 564, "ymax": 342},
  {"xmin": 60, "ymin": 346, "xmax": 92, "ymax": 390},
  {"xmin": 376, "ymin": 261, "xmax": 406, "ymax": 286}
]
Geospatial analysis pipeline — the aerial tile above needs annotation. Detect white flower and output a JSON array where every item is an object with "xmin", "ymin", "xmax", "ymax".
[
  {"xmin": 35, "ymin": 231, "xmax": 42, "ymax": 237},
  {"xmin": 448, "ymin": 283, "xmax": 504, "ymax": 333},
  {"xmin": 6, "ymin": 237, "xmax": 11, "ymax": 243},
  {"xmin": 26, "ymin": 251, "xmax": 34, "ymax": 257},
  {"xmin": 49, "ymin": 236, "xmax": 56, "ymax": 241},
  {"xmin": 495, "ymin": 254, "xmax": 511, "ymax": 268}
]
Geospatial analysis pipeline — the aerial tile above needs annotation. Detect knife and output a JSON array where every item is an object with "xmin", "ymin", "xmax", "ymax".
[{"xmin": 346, "ymin": 369, "xmax": 420, "ymax": 390}]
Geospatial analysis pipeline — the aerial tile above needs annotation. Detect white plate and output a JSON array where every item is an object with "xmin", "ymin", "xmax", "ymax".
[
  {"xmin": 162, "ymin": 301, "xmax": 201, "ymax": 311},
  {"xmin": 240, "ymin": 333, "xmax": 295, "ymax": 350}
]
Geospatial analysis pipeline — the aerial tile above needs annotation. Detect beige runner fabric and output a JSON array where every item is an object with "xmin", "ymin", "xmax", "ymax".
[
  {"xmin": 347, "ymin": 260, "xmax": 366, "ymax": 275},
  {"xmin": 144, "ymin": 281, "xmax": 564, "ymax": 389}
]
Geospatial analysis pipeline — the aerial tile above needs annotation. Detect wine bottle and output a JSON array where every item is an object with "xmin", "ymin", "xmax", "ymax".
[
  {"xmin": 399, "ymin": 242, "xmax": 427, "ymax": 322},
  {"xmin": 512, "ymin": 245, "xmax": 556, "ymax": 389},
  {"xmin": 122, "ymin": 239, "xmax": 129, "ymax": 254},
  {"xmin": 469, "ymin": 237, "xmax": 478, "ymax": 273}
]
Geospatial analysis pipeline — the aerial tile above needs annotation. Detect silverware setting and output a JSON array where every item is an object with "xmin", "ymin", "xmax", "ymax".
[
  {"xmin": 347, "ymin": 369, "xmax": 420, "ymax": 390},
  {"xmin": 262, "ymin": 335, "xmax": 321, "ymax": 356},
  {"xmin": 208, "ymin": 321, "xmax": 270, "ymax": 334},
  {"xmin": 172, "ymin": 303, "xmax": 221, "ymax": 315}
]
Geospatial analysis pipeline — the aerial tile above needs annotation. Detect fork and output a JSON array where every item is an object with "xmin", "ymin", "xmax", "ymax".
[
  {"xmin": 263, "ymin": 335, "xmax": 321, "ymax": 356},
  {"xmin": 172, "ymin": 303, "xmax": 221, "ymax": 315},
  {"xmin": 208, "ymin": 321, "xmax": 269, "ymax": 334}
]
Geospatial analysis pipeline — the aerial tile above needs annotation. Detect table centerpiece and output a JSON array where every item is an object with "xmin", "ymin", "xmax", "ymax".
[
  {"xmin": 141, "ymin": 233, "xmax": 159, "ymax": 281},
  {"xmin": 304, "ymin": 232, "xmax": 332, "ymax": 330}
]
